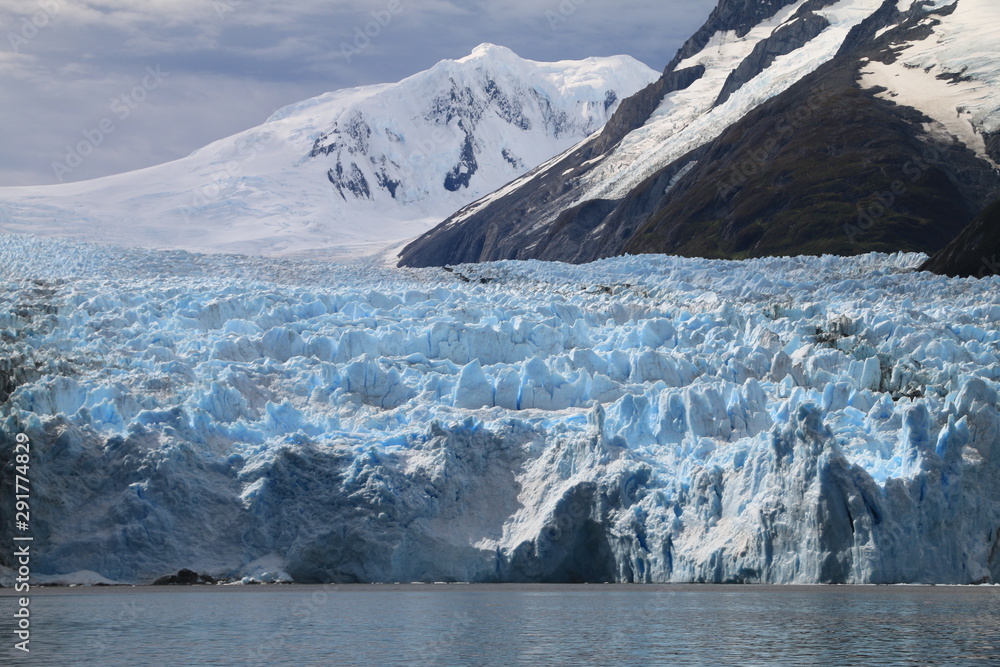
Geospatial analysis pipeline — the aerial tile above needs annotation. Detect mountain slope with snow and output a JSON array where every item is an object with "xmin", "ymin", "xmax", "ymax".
[
  {"xmin": 399, "ymin": 0, "xmax": 1000, "ymax": 267},
  {"xmin": 0, "ymin": 45, "xmax": 657, "ymax": 258}
]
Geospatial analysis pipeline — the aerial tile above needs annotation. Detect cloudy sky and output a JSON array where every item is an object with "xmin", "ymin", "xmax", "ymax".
[{"xmin": 0, "ymin": 0, "xmax": 716, "ymax": 186}]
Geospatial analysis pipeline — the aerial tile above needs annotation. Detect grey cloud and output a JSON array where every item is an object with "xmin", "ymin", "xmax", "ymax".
[{"xmin": 0, "ymin": 0, "xmax": 716, "ymax": 185}]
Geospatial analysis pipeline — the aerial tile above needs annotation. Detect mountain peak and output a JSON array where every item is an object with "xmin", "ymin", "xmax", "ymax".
[
  {"xmin": 0, "ymin": 48, "xmax": 657, "ymax": 259},
  {"xmin": 459, "ymin": 43, "xmax": 521, "ymax": 63}
]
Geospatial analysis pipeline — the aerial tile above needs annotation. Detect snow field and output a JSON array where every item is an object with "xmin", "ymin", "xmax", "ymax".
[
  {"xmin": 860, "ymin": 0, "xmax": 1000, "ymax": 166},
  {"xmin": 0, "ymin": 47, "xmax": 657, "ymax": 259}
]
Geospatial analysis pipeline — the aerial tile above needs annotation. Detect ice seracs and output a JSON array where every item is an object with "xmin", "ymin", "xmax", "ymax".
[{"xmin": 1, "ymin": 234, "xmax": 998, "ymax": 585}]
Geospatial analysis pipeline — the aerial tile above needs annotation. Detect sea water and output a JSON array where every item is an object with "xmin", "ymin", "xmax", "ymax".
[{"xmin": 2, "ymin": 584, "xmax": 999, "ymax": 666}]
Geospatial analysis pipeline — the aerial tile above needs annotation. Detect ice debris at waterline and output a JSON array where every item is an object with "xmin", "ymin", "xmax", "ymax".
[{"xmin": 0, "ymin": 234, "xmax": 999, "ymax": 585}]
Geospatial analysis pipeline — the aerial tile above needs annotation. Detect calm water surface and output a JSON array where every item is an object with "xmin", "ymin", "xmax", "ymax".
[{"xmin": 2, "ymin": 584, "xmax": 999, "ymax": 666}]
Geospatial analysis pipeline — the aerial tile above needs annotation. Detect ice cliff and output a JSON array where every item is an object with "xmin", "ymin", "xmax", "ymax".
[{"xmin": 1, "ymin": 234, "xmax": 998, "ymax": 584}]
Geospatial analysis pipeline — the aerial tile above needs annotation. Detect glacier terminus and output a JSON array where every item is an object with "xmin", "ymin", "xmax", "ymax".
[{"xmin": 1, "ymin": 235, "xmax": 998, "ymax": 586}]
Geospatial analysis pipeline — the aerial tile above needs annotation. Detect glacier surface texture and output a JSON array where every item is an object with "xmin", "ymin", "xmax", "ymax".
[{"xmin": 1, "ymin": 234, "xmax": 999, "ymax": 585}]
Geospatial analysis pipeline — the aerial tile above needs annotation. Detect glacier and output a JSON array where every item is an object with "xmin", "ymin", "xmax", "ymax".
[{"xmin": 1, "ymin": 233, "xmax": 999, "ymax": 585}]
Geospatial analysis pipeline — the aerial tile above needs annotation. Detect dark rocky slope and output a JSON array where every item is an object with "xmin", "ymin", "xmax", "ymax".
[
  {"xmin": 621, "ymin": 64, "xmax": 997, "ymax": 260},
  {"xmin": 621, "ymin": 2, "xmax": 1000, "ymax": 260},
  {"xmin": 922, "ymin": 198, "xmax": 1000, "ymax": 278},
  {"xmin": 399, "ymin": 0, "xmax": 1000, "ymax": 268}
]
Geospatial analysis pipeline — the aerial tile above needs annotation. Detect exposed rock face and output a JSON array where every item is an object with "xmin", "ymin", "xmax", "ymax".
[
  {"xmin": 596, "ymin": 0, "xmax": 806, "ymax": 153},
  {"xmin": 985, "ymin": 131, "xmax": 1000, "ymax": 165},
  {"xmin": 397, "ymin": 0, "xmax": 807, "ymax": 268},
  {"xmin": 152, "ymin": 569, "xmax": 218, "ymax": 586},
  {"xmin": 392, "ymin": 64, "xmax": 708, "ymax": 269}
]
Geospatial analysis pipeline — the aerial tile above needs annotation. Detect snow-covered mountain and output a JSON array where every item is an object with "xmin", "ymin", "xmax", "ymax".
[
  {"xmin": 2, "ymin": 234, "xmax": 1000, "ymax": 585},
  {"xmin": 399, "ymin": 0, "xmax": 1000, "ymax": 268},
  {"xmin": 0, "ymin": 45, "xmax": 657, "ymax": 258}
]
